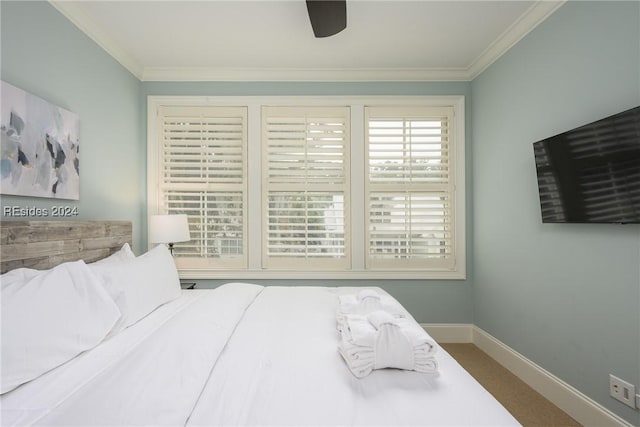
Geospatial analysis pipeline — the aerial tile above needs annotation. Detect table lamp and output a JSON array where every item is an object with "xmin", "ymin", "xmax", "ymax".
[{"xmin": 149, "ymin": 214, "xmax": 190, "ymax": 255}]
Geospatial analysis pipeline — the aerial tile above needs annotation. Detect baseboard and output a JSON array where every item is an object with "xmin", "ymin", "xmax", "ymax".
[
  {"xmin": 421, "ymin": 323, "xmax": 633, "ymax": 427},
  {"xmin": 422, "ymin": 323, "xmax": 474, "ymax": 343}
]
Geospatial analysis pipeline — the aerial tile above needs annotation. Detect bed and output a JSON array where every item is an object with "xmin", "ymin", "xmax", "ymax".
[{"xmin": 0, "ymin": 221, "xmax": 520, "ymax": 426}]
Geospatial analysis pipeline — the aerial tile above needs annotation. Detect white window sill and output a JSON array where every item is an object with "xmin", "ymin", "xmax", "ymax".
[{"xmin": 178, "ymin": 268, "xmax": 466, "ymax": 281}]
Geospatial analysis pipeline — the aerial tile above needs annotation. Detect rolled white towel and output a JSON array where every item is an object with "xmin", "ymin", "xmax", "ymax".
[
  {"xmin": 367, "ymin": 310, "xmax": 399, "ymax": 329},
  {"xmin": 370, "ymin": 313, "xmax": 438, "ymax": 357},
  {"xmin": 366, "ymin": 310, "xmax": 438, "ymax": 359},
  {"xmin": 339, "ymin": 336, "xmax": 439, "ymax": 378},
  {"xmin": 338, "ymin": 312, "xmax": 438, "ymax": 378}
]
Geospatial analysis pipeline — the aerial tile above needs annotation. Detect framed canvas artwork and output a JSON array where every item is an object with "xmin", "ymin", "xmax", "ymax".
[{"xmin": 1, "ymin": 81, "xmax": 80, "ymax": 200}]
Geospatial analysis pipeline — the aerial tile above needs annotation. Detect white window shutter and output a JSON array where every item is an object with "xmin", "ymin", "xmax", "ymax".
[
  {"xmin": 262, "ymin": 106, "xmax": 351, "ymax": 270},
  {"xmin": 365, "ymin": 106, "xmax": 456, "ymax": 270},
  {"xmin": 158, "ymin": 105, "xmax": 247, "ymax": 269}
]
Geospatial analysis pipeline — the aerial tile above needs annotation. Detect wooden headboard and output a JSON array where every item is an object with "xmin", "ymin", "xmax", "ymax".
[{"xmin": 0, "ymin": 221, "xmax": 132, "ymax": 273}]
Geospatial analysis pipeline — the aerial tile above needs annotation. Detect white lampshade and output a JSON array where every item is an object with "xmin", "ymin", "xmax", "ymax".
[{"xmin": 149, "ymin": 214, "xmax": 191, "ymax": 244}]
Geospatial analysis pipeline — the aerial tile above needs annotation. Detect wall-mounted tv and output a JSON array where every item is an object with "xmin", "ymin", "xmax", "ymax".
[{"xmin": 533, "ymin": 106, "xmax": 640, "ymax": 224}]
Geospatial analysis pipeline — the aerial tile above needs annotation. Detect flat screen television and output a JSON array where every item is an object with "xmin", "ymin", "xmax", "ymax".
[{"xmin": 533, "ymin": 106, "xmax": 640, "ymax": 224}]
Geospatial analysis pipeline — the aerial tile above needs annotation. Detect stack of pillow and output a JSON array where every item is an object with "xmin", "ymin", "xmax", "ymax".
[
  {"xmin": 336, "ymin": 289, "xmax": 439, "ymax": 378},
  {"xmin": 0, "ymin": 243, "xmax": 181, "ymax": 394}
]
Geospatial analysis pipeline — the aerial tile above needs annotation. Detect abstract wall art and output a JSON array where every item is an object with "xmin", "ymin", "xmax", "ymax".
[{"xmin": 1, "ymin": 81, "xmax": 80, "ymax": 200}]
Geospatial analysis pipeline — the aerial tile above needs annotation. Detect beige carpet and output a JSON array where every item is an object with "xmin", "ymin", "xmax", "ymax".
[{"xmin": 441, "ymin": 343, "xmax": 582, "ymax": 427}]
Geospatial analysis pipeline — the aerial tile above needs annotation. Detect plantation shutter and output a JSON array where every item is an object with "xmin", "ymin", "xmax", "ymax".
[
  {"xmin": 262, "ymin": 106, "xmax": 350, "ymax": 270},
  {"xmin": 157, "ymin": 105, "xmax": 247, "ymax": 269},
  {"xmin": 365, "ymin": 106, "xmax": 455, "ymax": 270}
]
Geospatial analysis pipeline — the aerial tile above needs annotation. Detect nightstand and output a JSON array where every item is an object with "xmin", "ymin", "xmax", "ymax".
[{"xmin": 180, "ymin": 281, "xmax": 196, "ymax": 290}]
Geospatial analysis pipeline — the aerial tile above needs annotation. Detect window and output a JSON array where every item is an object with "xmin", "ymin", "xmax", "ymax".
[
  {"xmin": 151, "ymin": 105, "xmax": 247, "ymax": 270},
  {"xmin": 366, "ymin": 106, "xmax": 455, "ymax": 271},
  {"xmin": 148, "ymin": 96, "xmax": 465, "ymax": 279},
  {"xmin": 262, "ymin": 106, "xmax": 350, "ymax": 270}
]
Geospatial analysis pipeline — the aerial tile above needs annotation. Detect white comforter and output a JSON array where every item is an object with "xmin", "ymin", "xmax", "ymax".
[{"xmin": 1, "ymin": 283, "xmax": 520, "ymax": 426}]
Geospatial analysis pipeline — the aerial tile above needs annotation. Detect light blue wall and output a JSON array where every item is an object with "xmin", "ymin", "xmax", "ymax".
[
  {"xmin": 0, "ymin": 1, "xmax": 144, "ymax": 252},
  {"xmin": 471, "ymin": 1, "xmax": 640, "ymax": 424},
  {"xmin": 0, "ymin": 1, "xmax": 474, "ymax": 324},
  {"xmin": 141, "ymin": 81, "xmax": 475, "ymax": 324},
  {"xmin": 4, "ymin": 2, "xmax": 640, "ymax": 422}
]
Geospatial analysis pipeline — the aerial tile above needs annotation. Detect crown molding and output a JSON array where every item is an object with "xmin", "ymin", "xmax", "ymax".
[
  {"xmin": 48, "ymin": 1, "xmax": 144, "ymax": 80},
  {"xmin": 49, "ymin": 0, "xmax": 564, "ymax": 83},
  {"xmin": 467, "ymin": 0, "xmax": 566, "ymax": 79},
  {"xmin": 140, "ymin": 66, "xmax": 471, "ymax": 82}
]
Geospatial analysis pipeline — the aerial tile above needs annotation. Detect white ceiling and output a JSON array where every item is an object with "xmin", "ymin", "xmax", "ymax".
[{"xmin": 50, "ymin": 0, "xmax": 565, "ymax": 82}]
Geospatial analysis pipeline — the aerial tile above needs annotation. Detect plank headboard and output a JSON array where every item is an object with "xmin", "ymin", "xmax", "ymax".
[{"xmin": 0, "ymin": 221, "xmax": 132, "ymax": 273}]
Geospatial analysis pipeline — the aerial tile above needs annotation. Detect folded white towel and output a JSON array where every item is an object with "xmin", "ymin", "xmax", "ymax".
[
  {"xmin": 356, "ymin": 289, "xmax": 381, "ymax": 302},
  {"xmin": 338, "ymin": 312, "xmax": 438, "ymax": 378},
  {"xmin": 338, "ymin": 290, "xmax": 405, "ymax": 316}
]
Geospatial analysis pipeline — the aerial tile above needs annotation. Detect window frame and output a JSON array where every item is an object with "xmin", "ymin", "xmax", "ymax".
[{"xmin": 148, "ymin": 95, "xmax": 466, "ymax": 280}]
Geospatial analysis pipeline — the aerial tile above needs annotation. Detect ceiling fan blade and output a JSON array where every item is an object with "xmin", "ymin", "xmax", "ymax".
[{"xmin": 306, "ymin": 0, "xmax": 346, "ymax": 38}]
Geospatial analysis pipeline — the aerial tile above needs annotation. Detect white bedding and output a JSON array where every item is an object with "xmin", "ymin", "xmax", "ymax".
[{"xmin": 1, "ymin": 283, "xmax": 520, "ymax": 427}]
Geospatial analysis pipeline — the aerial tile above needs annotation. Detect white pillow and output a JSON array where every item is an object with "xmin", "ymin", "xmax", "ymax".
[
  {"xmin": 1, "ymin": 261, "xmax": 121, "ymax": 394},
  {"xmin": 92, "ymin": 242, "xmax": 135, "ymax": 265},
  {"xmin": 0, "ymin": 267, "xmax": 41, "ymax": 282},
  {"xmin": 89, "ymin": 244, "xmax": 181, "ymax": 332}
]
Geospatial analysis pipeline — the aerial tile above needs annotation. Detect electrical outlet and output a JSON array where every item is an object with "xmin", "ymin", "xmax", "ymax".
[{"xmin": 610, "ymin": 374, "xmax": 636, "ymax": 409}]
